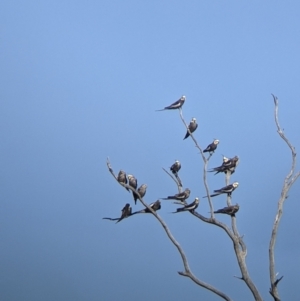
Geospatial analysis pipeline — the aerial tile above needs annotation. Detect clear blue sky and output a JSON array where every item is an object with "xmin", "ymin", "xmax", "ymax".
[{"xmin": 1, "ymin": 1, "xmax": 300, "ymax": 300}]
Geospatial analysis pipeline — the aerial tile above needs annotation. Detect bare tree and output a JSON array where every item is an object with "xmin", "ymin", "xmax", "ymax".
[{"xmin": 105, "ymin": 95, "xmax": 299, "ymax": 301}]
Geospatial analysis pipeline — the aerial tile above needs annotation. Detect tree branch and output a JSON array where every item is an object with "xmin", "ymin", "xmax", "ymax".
[
  {"xmin": 178, "ymin": 109, "xmax": 215, "ymax": 218},
  {"xmin": 106, "ymin": 158, "xmax": 233, "ymax": 301},
  {"xmin": 269, "ymin": 95, "xmax": 299, "ymax": 301},
  {"xmin": 162, "ymin": 167, "xmax": 182, "ymax": 192},
  {"xmin": 178, "ymin": 111, "xmax": 262, "ymax": 301}
]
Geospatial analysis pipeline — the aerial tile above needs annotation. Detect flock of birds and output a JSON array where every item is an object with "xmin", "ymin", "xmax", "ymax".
[{"xmin": 104, "ymin": 96, "xmax": 240, "ymax": 224}]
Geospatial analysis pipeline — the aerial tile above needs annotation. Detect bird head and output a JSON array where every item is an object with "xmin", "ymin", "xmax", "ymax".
[{"xmin": 222, "ymin": 155, "xmax": 229, "ymax": 162}]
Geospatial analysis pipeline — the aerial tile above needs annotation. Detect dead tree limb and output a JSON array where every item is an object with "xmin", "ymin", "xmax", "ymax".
[
  {"xmin": 269, "ymin": 95, "xmax": 300, "ymax": 301},
  {"xmin": 178, "ymin": 112, "xmax": 263, "ymax": 301},
  {"xmin": 106, "ymin": 158, "xmax": 233, "ymax": 301}
]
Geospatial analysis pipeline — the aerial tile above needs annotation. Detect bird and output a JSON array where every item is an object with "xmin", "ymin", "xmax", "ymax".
[
  {"xmin": 133, "ymin": 184, "xmax": 147, "ymax": 204},
  {"xmin": 183, "ymin": 118, "xmax": 198, "ymax": 140},
  {"xmin": 203, "ymin": 139, "xmax": 219, "ymax": 154},
  {"xmin": 103, "ymin": 203, "xmax": 132, "ymax": 223},
  {"xmin": 162, "ymin": 188, "xmax": 191, "ymax": 202},
  {"xmin": 132, "ymin": 200, "xmax": 161, "ymax": 214},
  {"xmin": 127, "ymin": 174, "xmax": 137, "ymax": 201},
  {"xmin": 173, "ymin": 197, "xmax": 199, "ymax": 213},
  {"xmin": 205, "ymin": 182, "xmax": 239, "ymax": 198},
  {"xmin": 209, "ymin": 155, "xmax": 239, "ymax": 175},
  {"xmin": 170, "ymin": 160, "xmax": 181, "ymax": 175},
  {"xmin": 117, "ymin": 170, "xmax": 129, "ymax": 191},
  {"xmin": 156, "ymin": 95, "xmax": 186, "ymax": 111},
  {"xmin": 214, "ymin": 204, "xmax": 239, "ymax": 216}
]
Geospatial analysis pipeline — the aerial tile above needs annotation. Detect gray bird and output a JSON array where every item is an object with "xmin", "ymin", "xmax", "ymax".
[
  {"xmin": 117, "ymin": 170, "xmax": 129, "ymax": 191},
  {"xmin": 205, "ymin": 182, "xmax": 239, "ymax": 198},
  {"xmin": 173, "ymin": 197, "xmax": 199, "ymax": 213},
  {"xmin": 209, "ymin": 155, "xmax": 239, "ymax": 175},
  {"xmin": 170, "ymin": 160, "xmax": 181, "ymax": 175},
  {"xmin": 128, "ymin": 174, "xmax": 137, "ymax": 200},
  {"xmin": 162, "ymin": 188, "xmax": 190, "ymax": 202},
  {"xmin": 132, "ymin": 200, "xmax": 161, "ymax": 214},
  {"xmin": 183, "ymin": 118, "xmax": 198, "ymax": 139},
  {"xmin": 156, "ymin": 95, "xmax": 186, "ymax": 111},
  {"xmin": 133, "ymin": 184, "xmax": 147, "ymax": 204},
  {"xmin": 214, "ymin": 204, "xmax": 239, "ymax": 216},
  {"xmin": 203, "ymin": 139, "xmax": 219, "ymax": 154},
  {"xmin": 103, "ymin": 203, "xmax": 132, "ymax": 223}
]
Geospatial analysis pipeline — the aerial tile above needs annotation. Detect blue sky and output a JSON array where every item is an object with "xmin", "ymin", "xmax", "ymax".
[{"xmin": 1, "ymin": 1, "xmax": 300, "ymax": 300}]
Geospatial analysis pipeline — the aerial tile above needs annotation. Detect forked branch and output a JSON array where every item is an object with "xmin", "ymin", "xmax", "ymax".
[
  {"xmin": 269, "ymin": 95, "xmax": 300, "ymax": 301},
  {"xmin": 178, "ymin": 111, "xmax": 262, "ymax": 301},
  {"xmin": 106, "ymin": 158, "xmax": 233, "ymax": 301}
]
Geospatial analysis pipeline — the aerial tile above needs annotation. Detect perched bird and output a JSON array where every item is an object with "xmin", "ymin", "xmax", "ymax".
[
  {"xmin": 156, "ymin": 95, "xmax": 186, "ymax": 111},
  {"xmin": 162, "ymin": 188, "xmax": 191, "ymax": 202},
  {"xmin": 127, "ymin": 174, "xmax": 138, "ymax": 201},
  {"xmin": 133, "ymin": 184, "xmax": 147, "ymax": 204},
  {"xmin": 214, "ymin": 204, "xmax": 239, "ymax": 216},
  {"xmin": 173, "ymin": 197, "xmax": 199, "ymax": 213},
  {"xmin": 183, "ymin": 118, "xmax": 198, "ymax": 140},
  {"xmin": 205, "ymin": 182, "xmax": 239, "ymax": 198},
  {"xmin": 203, "ymin": 139, "xmax": 219, "ymax": 154},
  {"xmin": 170, "ymin": 160, "xmax": 181, "ymax": 175},
  {"xmin": 209, "ymin": 155, "xmax": 239, "ymax": 175},
  {"xmin": 117, "ymin": 170, "xmax": 129, "ymax": 191},
  {"xmin": 229, "ymin": 156, "xmax": 240, "ymax": 173},
  {"xmin": 132, "ymin": 200, "xmax": 161, "ymax": 214},
  {"xmin": 103, "ymin": 203, "xmax": 132, "ymax": 223}
]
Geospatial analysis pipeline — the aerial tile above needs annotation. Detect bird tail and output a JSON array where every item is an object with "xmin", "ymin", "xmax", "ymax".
[
  {"xmin": 175, "ymin": 207, "xmax": 185, "ymax": 213},
  {"xmin": 103, "ymin": 217, "xmax": 119, "ymax": 221}
]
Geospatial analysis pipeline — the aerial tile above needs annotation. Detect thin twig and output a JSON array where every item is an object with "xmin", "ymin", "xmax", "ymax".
[
  {"xmin": 162, "ymin": 168, "xmax": 182, "ymax": 191},
  {"xmin": 178, "ymin": 109, "xmax": 215, "ymax": 217}
]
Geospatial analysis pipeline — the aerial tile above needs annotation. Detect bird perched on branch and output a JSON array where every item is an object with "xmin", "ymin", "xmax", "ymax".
[
  {"xmin": 127, "ymin": 174, "xmax": 137, "ymax": 201},
  {"xmin": 203, "ymin": 139, "xmax": 219, "ymax": 154},
  {"xmin": 117, "ymin": 170, "xmax": 129, "ymax": 191},
  {"xmin": 162, "ymin": 188, "xmax": 191, "ymax": 203},
  {"xmin": 103, "ymin": 203, "xmax": 132, "ymax": 223},
  {"xmin": 132, "ymin": 200, "xmax": 161, "ymax": 214},
  {"xmin": 133, "ymin": 184, "xmax": 147, "ymax": 204},
  {"xmin": 214, "ymin": 204, "xmax": 239, "ymax": 216},
  {"xmin": 209, "ymin": 156, "xmax": 239, "ymax": 175},
  {"xmin": 214, "ymin": 204, "xmax": 240, "ymax": 216},
  {"xmin": 170, "ymin": 160, "xmax": 181, "ymax": 175},
  {"xmin": 205, "ymin": 182, "xmax": 239, "ymax": 198},
  {"xmin": 173, "ymin": 197, "xmax": 199, "ymax": 213},
  {"xmin": 183, "ymin": 118, "xmax": 198, "ymax": 140},
  {"xmin": 156, "ymin": 96, "xmax": 186, "ymax": 111}
]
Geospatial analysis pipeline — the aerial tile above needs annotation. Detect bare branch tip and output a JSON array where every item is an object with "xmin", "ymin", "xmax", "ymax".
[
  {"xmin": 233, "ymin": 275, "xmax": 244, "ymax": 281},
  {"xmin": 274, "ymin": 275, "xmax": 284, "ymax": 286}
]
